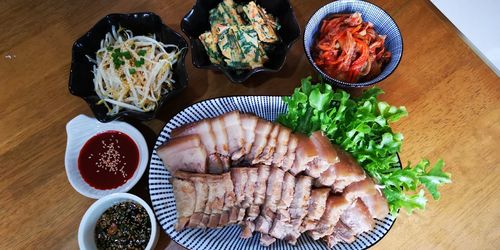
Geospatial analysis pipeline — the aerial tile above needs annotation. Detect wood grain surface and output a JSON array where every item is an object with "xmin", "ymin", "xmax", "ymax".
[{"xmin": 0, "ymin": 0, "xmax": 499, "ymax": 249}]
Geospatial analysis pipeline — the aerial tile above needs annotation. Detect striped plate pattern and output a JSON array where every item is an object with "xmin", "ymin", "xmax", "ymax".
[{"xmin": 149, "ymin": 96, "xmax": 396, "ymax": 250}]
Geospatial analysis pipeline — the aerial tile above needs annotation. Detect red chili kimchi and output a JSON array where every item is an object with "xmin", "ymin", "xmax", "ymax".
[{"xmin": 313, "ymin": 12, "xmax": 391, "ymax": 83}]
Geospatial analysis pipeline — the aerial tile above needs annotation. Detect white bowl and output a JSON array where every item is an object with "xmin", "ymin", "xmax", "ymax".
[
  {"xmin": 65, "ymin": 114, "xmax": 149, "ymax": 199},
  {"xmin": 78, "ymin": 193, "xmax": 159, "ymax": 250}
]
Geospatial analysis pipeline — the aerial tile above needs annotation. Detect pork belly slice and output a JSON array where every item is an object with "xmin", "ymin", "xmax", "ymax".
[
  {"xmin": 247, "ymin": 118, "xmax": 273, "ymax": 161},
  {"xmin": 253, "ymin": 165, "xmax": 271, "ymax": 205},
  {"xmin": 340, "ymin": 199, "xmax": 375, "ymax": 235},
  {"xmin": 218, "ymin": 210, "xmax": 230, "ymax": 227},
  {"xmin": 316, "ymin": 162, "xmax": 337, "ymax": 186},
  {"xmin": 268, "ymin": 173, "xmax": 296, "ymax": 241},
  {"xmin": 253, "ymin": 123, "xmax": 280, "ymax": 164},
  {"xmin": 271, "ymin": 126, "xmax": 292, "ymax": 167},
  {"xmin": 285, "ymin": 175, "xmax": 313, "ymax": 244},
  {"xmin": 308, "ymin": 195, "xmax": 351, "ymax": 240},
  {"xmin": 210, "ymin": 117, "xmax": 231, "ymax": 170},
  {"xmin": 243, "ymin": 167, "xmax": 258, "ymax": 207},
  {"xmin": 333, "ymin": 220, "xmax": 356, "ymax": 243},
  {"xmin": 323, "ymin": 222, "xmax": 356, "ymax": 248},
  {"xmin": 289, "ymin": 134, "xmax": 318, "ymax": 175},
  {"xmin": 171, "ymin": 178, "xmax": 196, "ymax": 231},
  {"xmin": 255, "ymin": 167, "xmax": 284, "ymax": 244},
  {"xmin": 205, "ymin": 175, "xmax": 225, "ymax": 215},
  {"xmin": 237, "ymin": 114, "xmax": 258, "ymax": 160},
  {"xmin": 344, "ymin": 178, "xmax": 389, "ymax": 219},
  {"xmin": 221, "ymin": 111, "xmax": 245, "ymax": 158},
  {"xmin": 171, "ymin": 120, "xmax": 224, "ymax": 174},
  {"xmin": 240, "ymin": 220, "xmax": 255, "ymax": 239},
  {"xmin": 222, "ymin": 172, "xmax": 236, "ymax": 211},
  {"xmin": 230, "ymin": 168, "xmax": 248, "ymax": 206},
  {"xmin": 281, "ymin": 134, "xmax": 298, "ymax": 171},
  {"xmin": 332, "ymin": 145, "xmax": 366, "ymax": 192},
  {"xmin": 305, "ymin": 131, "xmax": 340, "ymax": 178},
  {"xmin": 187, "ymin": 212, "xmax": 204, "ymax": 228},
  {"xmin": 264, "ymin": 167, "xmax": 285, "ymax": 211},
  {"xmin": 171, "ymin": 119, "xmax": 217, "ymax": 154},
  {"xmin": 277, "ymin": 172, "xmax": 296, "ymax": 210},
  {"xmin": 207, "ymin": 214, "xmax": 221, "ymax": 228},
  {"xmin": 190, "ymin": 176, "xmax": 209, "ymax": 214},
  {"xmin": 260, "ymin": 234, "xmax": 276, "ymax": 246},
  {"xmin": 301, "ymin": 188, "xmax": 330, "ymax": 232},
  {"xmin": 157, "ymin": 134, "xmax": 207, "ymax": 174}
]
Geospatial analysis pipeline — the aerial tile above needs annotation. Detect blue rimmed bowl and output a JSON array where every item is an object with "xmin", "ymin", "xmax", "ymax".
[{"xmin": 304, "ymin": 0, "xmax": 403, "ymax": 88}]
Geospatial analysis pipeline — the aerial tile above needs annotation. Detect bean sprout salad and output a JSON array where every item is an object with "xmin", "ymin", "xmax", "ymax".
[{"xmin": 87, "ymin": 26, "xmax": 182, "ymax": 115}]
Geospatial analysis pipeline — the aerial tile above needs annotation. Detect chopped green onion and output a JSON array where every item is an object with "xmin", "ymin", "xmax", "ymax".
[
  {"xmin": 122, "ymin": 51, "xmax": 132, "ymax": 59},
  {"xmin": 129, "ymin": 68, "xmax": 136, "ymax": 74},
  {"xmin": 138, "ymin": 50, "xmax": 147, "ymax": 56}
]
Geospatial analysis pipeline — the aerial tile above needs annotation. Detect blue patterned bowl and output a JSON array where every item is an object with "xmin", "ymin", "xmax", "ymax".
[{"xmin": 304, "ymin": 0, "xmax": 403, "ymax": 88}]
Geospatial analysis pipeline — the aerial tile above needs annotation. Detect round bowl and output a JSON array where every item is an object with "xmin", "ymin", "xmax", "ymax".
[
  {"xmin": 69, "ymin": 12, "xmax": 188, "ymax": 122},
  {"xmin": 78, "ymin": 193, "xmax": 159, "ymax": 250},
  {"xmin": 304, "ymin": 0, "xmax": 403, "ymax": 88},
  {"xmin": 65, "ymin": 114, "xmax": 149, "ymax": 199},
  {"xmin": 181, "ymin": 0, "xmax": 300, "ymax": 83}
]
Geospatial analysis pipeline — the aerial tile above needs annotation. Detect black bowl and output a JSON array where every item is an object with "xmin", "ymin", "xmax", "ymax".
[
  {"xmin": 69, "ymin": 12, "xmax": 188, "ymax": 122},
  {"xmin": 181, "ymin": 0, "xmax": 300, "ymax": 83}
]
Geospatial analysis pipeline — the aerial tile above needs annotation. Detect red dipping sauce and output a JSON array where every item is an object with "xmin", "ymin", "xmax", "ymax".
[{"xmin": 78, "ymin": 130, "xmax": 139, "ymax": 190}]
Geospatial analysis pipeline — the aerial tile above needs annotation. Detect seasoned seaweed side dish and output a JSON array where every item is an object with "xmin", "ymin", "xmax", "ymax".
[
  {"xmin": 199, "ymin": 0, "xmax": 280, "ymax": 69},
  {"xmin": 95, "ymin": 201, "xmax": 151, "ymax": 250}
]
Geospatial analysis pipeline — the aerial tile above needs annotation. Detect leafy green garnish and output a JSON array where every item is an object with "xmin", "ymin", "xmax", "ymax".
[{"xmin": 278, "ymin": 76, "xmax": 451, "ymax": 215}]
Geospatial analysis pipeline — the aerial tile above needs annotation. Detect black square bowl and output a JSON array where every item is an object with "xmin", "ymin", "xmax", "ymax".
[
  {"xmin": 181, "ymin": 0, "xmax": 300, "ymax": 83},
  {"xmin": 69, "ymin": 12, "xmax": 188, "ymax": 122}
]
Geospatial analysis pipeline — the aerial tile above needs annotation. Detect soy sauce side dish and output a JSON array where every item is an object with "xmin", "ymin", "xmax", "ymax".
[{"xmin": 95, "ymin": 201, "xmax": 151, "ymax": 249}]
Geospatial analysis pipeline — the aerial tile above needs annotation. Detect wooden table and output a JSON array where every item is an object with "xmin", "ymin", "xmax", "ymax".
[{"xmin": 1, "ymin": 0, "xmax": 498, "ymax": 249}]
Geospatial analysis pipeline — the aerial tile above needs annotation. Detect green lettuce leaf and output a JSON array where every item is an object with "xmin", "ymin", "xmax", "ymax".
[{"xmin": 278, "ymin": 77, "xmax": 451, "ymax": 216}]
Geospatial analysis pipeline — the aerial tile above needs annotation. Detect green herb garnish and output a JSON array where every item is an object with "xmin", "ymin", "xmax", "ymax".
[
  {"xmin": 278, "ymin": 76, "xmax": 451, "ymax": 215},
  {"xmin": 135, "ymin": 58, "xmax": 145, "ymax": 67},
  {"xmin": 128, "ymin": 68, "xmax": 136, "ymax": 74},
  {"xmin": 138, "ymin": 50, "xmax": 147, "ymax": 56}
]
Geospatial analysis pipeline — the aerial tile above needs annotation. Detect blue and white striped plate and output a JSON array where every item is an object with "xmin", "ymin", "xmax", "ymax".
[{"xmin": 149, "ymin": 96, "xmax": 396, "ymax": 250}]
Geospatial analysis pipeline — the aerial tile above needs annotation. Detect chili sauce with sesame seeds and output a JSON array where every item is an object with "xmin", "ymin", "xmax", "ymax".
[
  {"xmin": 78, "ymin": 130, "xmax": 139, "ymax": 190},
  {"xmin": 95, "ymin": 201, "xmax": 151, "ymax": 250}
]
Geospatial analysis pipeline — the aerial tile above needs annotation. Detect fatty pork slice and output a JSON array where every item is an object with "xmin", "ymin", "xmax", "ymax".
[
  {"xmin": 205, "ymin": 175, "xmax": 226, "ymax": 228},
  {"xmin": 340, "ymin": 199, "xmax": 375, "ymax": 235},
  {"xmin": 308, "ymin": 195, "xmax": 351, "ymax": 240},
  {"xmin": 289, "ymin": 134, "xmax": 318, "ymax": 175},
  {"xmin": 171, "ymin": 178, "xmax": 196, "ymax": 231},
  {"xmin": 332, "ymin": 145, "xmax": 366, "ymax": 192},
  {"xmin": 322, "ymin": 221, "xmax": 355, "ymax": 248},
  {"xmin": 281, "ymin": 134, "xmax": 298, "ymax": 172},
  {"xmin": 305, "ymin": 131, "xmax": 339, "ymax": 178},
  {"xmin": 188, "ymin": 176, "xmax": 209, "ymax": 228},
  {"xmin": 157, "ymin": 134, "xmax": 208, "ymax": 174},
  {"xmin": 253, "ymin": 123, "xmax": 280, "ymax": 165},
  {"xmin": 255, "ymin": 167, "xmax": 285, "ymax": 246},
  {"xmin": 230, "ymin": 168, "xmax": 248, "ymax": 207},
  {"xmin": 221, "ymin": 111, "xmax": 245, "ymax": 159},
  {"xmin": 243, "ymin": 167, "xmax": 259, "ymax": 207},
  {"xmin": 229, "ymin": 168, "xmax": 248, "ymax": 224},
  {"xmin": 301, "ymin": 188, "xmax": 330, "ymax": 232},
  {"xmin": 236, "ymin": 114, "xmax": 258, "ymax": 160},
  {"xmin": 271, "ymin": 126, "xmax": 292, "ymax": 167},
  {"xmin": 210, "ymin": 117, "xmax": 231, "ymax": 170},
  {"xmin": 284, "ymin": 175, "xmax": 313, "ymax": 245},
  {"xmin": 170, "ymin": 120, "xmax": 224, "ymax": 174},
  {"xmin": 333, "ymin": 221, "xmax": 356, "ymax": 243},
  {"xmin": 268, "ymin": 173, "xmax": 296, "ymax": 241},
  {"xmin": 344, "ymin": 178, "xmax": 389, "ymax": 219},
  {"xmin": 216, "ymin": 172, "xmax": 236, "ymax": 227},
  {"xmin": 247, "ymin": 118, "xmax": 273, "ymax": 162}
]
